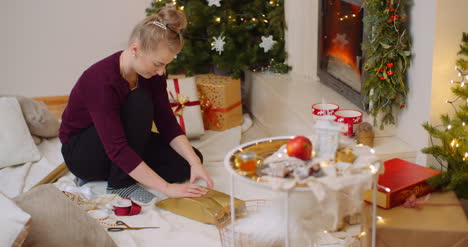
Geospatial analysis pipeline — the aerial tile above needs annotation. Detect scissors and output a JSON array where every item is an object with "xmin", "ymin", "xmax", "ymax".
[{"xmin": 107, "ymin": 221, "xmax": 160, "ymax": 232}]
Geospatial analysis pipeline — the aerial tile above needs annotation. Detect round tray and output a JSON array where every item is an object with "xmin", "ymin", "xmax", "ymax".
[{"xmin": 223, "ymin": 136, "xmax": 310, "ymax": 191}]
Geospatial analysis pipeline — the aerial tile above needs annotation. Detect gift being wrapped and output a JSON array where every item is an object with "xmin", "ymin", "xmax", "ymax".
[
  {"xmin": 166, "ymin": 77, "xmax": 205, "ymax": 139},
  {"xmin": 196, "ymin": 74, "xmax": 243, "ymax": 131},
  {"xmin": 156, "ymin": 189, "xmax": 246, "ymax": 224},
  {"xmin": 361, "ymin": 191, "xmax": 468, "ymax": 247}
]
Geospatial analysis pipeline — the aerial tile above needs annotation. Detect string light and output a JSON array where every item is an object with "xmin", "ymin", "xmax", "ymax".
[
  {"xmin": 451, "ymin": 139, "xmax": 456, "ymax": 147},
  {"xmin": 215, "ymin": 17, "xmax": 221, "ymax": 22},
  {"xmin": 448, "ymin": 124, "xmax": 452, "ymax": 130},
  {"xmin": 179, "ymin": 6, "xmax": 184, "ymax": 10}
]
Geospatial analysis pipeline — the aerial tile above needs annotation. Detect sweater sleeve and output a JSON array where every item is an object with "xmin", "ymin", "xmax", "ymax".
[
  {"xmin": 84, "ymin": 81, "xmax": 142, "ymax": 174},
  {"xmin": 152, "ymin": 76, "xmax": 185, "ymax": 143}
]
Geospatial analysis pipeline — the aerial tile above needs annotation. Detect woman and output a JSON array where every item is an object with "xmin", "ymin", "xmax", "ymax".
[{"xmin": 59, "ymin": 6, "xmax": 213, "ymax": 204}]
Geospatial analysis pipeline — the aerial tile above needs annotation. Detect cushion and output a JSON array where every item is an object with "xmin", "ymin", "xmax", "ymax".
[
  {"xmin": 0, "ymin": 193, "xmax": 31, "ymax": 247},
  {"xmin": 15, "ymin": 96, "xmax": 60, "ymax": 138},
  {"xmin": 13, "ymin": 184, "xmax": 117, "ymax": 247},
  {"xmin": 0, "ymin": 97, "xmax": 41, "ymax": 168}
]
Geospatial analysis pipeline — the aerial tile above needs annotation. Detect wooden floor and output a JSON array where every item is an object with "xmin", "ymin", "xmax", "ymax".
[{"xmin": 33, "ymin": 96, "xmax": 69, "ymax": 120}]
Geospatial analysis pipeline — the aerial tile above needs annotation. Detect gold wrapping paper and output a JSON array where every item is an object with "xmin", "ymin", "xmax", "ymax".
[
  {"xmin": 196, "ymin": 74, "xmax": 243, "ymax": 131},
  {"xmin": 156, "ymin": 189, "xmax": 246, "ymax": 224},
  {"xmin": 361, "ymin": 191, "xmax": 468, "ymax": 247}
]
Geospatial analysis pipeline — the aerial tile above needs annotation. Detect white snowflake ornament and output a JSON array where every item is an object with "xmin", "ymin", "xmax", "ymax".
[
  {"xmin": 211, "ymin": 35, "xmax": 225, "ymax": 55},
  {"xmin": 259, "ymin": 35, "xmax": 277, "ymax": 52},
  {"xmin": 207, "ymin": 0, "xmax": 221, "ymax": 7}
]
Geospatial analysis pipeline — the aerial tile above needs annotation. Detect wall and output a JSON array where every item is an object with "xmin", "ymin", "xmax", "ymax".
[
  {"xmin": 284, "ymin": 0, "xmax": 319, "ymax": 80},
  {"xmin": 396, "ymin": 0, "xmax": 437, "ymax": 165},
  {"xmin": 397, "ymin": 0, "xmax": 468, "ymax": 165},
  {"xmin": 1, "ymin": 0, "xmax": 149, "ymax": 97}
]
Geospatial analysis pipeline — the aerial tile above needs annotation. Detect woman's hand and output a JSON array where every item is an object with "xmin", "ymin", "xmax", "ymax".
[
  {"xmin": 163, "ymin": 183, "xmax": 208, "ymax": 198},
  {"xmin": 190, "ymin": 163, "xmax": 214, "ymax": 189}
]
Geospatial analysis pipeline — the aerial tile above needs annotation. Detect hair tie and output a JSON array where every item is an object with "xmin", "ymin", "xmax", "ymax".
[{"xmin": 149, "ymin": 21, "xmax": 167, "ymax": 30}]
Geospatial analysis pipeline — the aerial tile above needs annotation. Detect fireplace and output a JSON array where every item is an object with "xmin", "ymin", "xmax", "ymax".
[{"xmin": 317, "ymin": 0, "xmax": 365, "ymax": 109}]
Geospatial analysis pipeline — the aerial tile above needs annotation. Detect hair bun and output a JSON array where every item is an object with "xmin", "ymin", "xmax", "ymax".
[{"xmin": 157, "ymin": 6, "xmax": 187, "ymax": 33}]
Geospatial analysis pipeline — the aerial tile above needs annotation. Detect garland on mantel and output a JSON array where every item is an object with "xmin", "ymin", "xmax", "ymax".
[{"xmin": 361, "ymin": 0, "xmax": 412, "ymax": 128}]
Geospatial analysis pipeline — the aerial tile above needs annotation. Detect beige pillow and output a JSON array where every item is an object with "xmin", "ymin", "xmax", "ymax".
[
  {"xmin": 0, "ymin": 97, "xmax": 41, "ymax": 168},
  {"xmin": 15, "ymin": 96, "xmax": 60, "ymax": 138},
  {"xmin": 13, "ymin": 184, "xmax": 117, "ymax": 247}
]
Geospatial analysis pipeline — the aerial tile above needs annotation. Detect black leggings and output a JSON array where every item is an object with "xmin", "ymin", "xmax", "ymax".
[{"xmin": 61, "ymin": 88, "xmax": 202, "ymax": 188}]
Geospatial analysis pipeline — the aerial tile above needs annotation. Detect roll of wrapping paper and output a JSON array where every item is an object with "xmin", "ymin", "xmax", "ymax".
[{"xmin": 156, "ymin": 189, "xmax": 246, "ymax": 224}]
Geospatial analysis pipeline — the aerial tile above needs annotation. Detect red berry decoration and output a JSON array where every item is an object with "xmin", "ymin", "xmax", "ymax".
[
  {"xmin": 286, "ymin": 136, "xmax": 312, "ymax": 161},
  {"xmin": 379, "ymin": 76, "xmax": 386, "ymax": 80},
  {"xmin": 387, "ymin": 70, "xmax": 394, "ymax": 75},
  {"xmin": 387, "ymin": 62, "xmax": 394, "ymax": 68},
  {"xmin": 390, "ymin": 8, "xmax": 395, "ymax": 12}
]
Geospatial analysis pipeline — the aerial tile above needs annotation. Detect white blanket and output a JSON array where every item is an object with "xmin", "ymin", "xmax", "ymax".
[
  {"xmin": 0, "ymin": 138, "xmax": 64, "ymax": 198},
  {"xmin": 53, "ymin": 121, "xmax": 285, "ymax": 247}
]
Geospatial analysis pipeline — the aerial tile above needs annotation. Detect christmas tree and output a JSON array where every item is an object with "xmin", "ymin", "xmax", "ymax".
[
  {"xmin": 422, "ymin": 32, "xmax": 468, "ymax": 198},
  {"xmin": 146, "ymin": 0, "xmax": 290, "ymax": 79}
]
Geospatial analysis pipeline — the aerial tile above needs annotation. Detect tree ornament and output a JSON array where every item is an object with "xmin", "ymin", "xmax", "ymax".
[
  {"xmin": 211, "ymin": 35, "xmax": 225, "ymax": 55},
  {"xmin": 259, "ymin": 35, "xmax": 277, "ymax": 53},
  {"xmin": 206, "ymin": 0, "xmax": 221, "ymax": 7}
]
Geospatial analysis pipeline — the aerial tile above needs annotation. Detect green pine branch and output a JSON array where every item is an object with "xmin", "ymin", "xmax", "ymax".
[{"xmin": 362, "ymin": 0, "xmax": 412, "ymax": 129}]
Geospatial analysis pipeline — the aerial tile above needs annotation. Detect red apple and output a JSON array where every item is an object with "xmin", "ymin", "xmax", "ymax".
[{"xmin": 286, "ymin": 136, "xmax": 312, "ymax": 160}]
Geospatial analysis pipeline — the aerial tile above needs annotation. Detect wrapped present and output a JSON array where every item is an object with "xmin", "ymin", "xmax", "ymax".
[
  {"xmin": 363, "ymin": 158, "xmax": 441, "ymax": 209},
  {"xmin": 361, "ymin": 191, "xmax": 468, "ymax": 247},
  {"xmin": 156, "ymin": 189, "xmax": 246, "ymax": 224},
  {"xmin": 167, "ymin": 77, "xmax": 205, "ymax": 139},
  {"xmin": 196, "ymin": 74, "xmax": 243, "ymax": 131}
]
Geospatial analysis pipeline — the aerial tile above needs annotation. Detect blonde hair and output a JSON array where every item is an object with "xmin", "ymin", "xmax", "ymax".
[{"xmin": 129, "ymin": 6, "xmax": 187, "ymax": 54}]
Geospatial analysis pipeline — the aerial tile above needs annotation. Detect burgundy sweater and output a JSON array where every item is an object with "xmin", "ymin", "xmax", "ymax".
[{"xmin": 59, "ymin": 51, "xmax": 184, "ymax": 174}]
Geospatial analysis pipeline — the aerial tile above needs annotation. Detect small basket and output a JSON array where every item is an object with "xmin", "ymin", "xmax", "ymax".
[{"xmin": 216, "ymin": 200, "xmax": 282, "ymax": 247}]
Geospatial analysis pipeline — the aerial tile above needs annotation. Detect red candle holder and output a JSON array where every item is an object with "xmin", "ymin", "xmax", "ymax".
[
  {"xmin": 333, "ymin": 109, "xmax": 363, "ymax": 136},
  {"xmin": 312, "ymin": 103, "xmax": 340, "ymax": 120}
]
